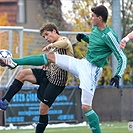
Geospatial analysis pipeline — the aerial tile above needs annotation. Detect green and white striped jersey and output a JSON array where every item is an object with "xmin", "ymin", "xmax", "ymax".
[{"xmin": 82, "ymin": 25, "xmax": 127, "ymax": 78}]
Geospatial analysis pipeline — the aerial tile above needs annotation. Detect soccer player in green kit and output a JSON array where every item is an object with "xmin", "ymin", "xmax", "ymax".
[{"xmin": 0, "ymin": 5, "xmax": 127, "ymax": 133}]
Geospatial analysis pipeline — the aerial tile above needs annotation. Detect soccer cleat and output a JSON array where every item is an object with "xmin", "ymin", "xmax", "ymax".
[
  {"xmin": 0, "ymin": 99, "xmax": 8, "ymax": 111},
  {"xmin": 0, "ymin": 57, "xmax": 17, "ymax": 69}
]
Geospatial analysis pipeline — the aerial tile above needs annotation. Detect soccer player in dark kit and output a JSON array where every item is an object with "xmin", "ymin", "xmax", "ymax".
[{"xmin": 0, "ymin": 22, "xmax": 73, "ymax": 133}]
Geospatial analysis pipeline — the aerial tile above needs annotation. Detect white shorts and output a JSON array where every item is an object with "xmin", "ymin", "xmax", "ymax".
[
  {"xmin": 81, "ymin": 89, "xmax": 93, "ymax": 106},
  {"xmin": 55, "ymin": 54, "xmax": 103, "ymax": 106}
]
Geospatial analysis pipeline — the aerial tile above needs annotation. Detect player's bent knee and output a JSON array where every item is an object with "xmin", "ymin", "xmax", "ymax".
[
  {"xmin": 82, "ymin": 104, "xmax": 92, "ymax": 112},
  {"xmin": 16, "ymin": 70, "xmax": 26, "ymax": 80},
  {"xmin": 40, "ymin": 102, "xmax": 49, "ymax": 115},
  {"xmin": 16, "ymin": 69, "xmax": 32, "ymax": 82}
]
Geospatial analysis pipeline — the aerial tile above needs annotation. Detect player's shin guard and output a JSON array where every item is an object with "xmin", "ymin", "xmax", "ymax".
[
  {"xmin": 35, "ymin": 114, "xmax": 48, "ymax": 133},
  {"xmin": 2, "ymin": 79, "xmax": 23, "ymax": 102},
  {"xmin": 12, "ymin": 54, "xmax": 48, "ymax": 66},
  {"xmin": 84, "ymin": 109, "xmax": 101, "ymax": 133}
]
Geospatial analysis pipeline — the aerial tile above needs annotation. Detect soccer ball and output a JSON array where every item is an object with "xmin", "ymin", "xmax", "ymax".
[{"xmin": 0, "ymin": 49, "xmax": 12, "ymax": 59}]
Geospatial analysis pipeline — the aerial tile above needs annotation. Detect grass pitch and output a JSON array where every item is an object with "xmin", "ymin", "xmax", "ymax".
[{"xmin": 0, "ymin": 122, "xmax": 131, "ymax": 133}]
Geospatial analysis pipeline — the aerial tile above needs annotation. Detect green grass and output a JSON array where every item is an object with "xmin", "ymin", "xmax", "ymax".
[{"xmin": 0, "ymin": 122, "xmax": 131, "ymax": 133}]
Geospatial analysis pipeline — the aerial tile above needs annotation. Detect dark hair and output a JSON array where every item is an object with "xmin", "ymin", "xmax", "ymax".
[
  {"xmin": 91, "ymin": 5, "xmax": 108, "ymax": 23},
  {"xmin": 40, "ymin": 22, "xmax": 59, "ymax": 35}
]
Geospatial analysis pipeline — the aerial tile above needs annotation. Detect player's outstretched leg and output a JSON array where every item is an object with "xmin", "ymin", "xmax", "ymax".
[
  {"xmin": 0, "ymin": 57, "xmax": 17, "ymax": 69},
  {"xmin": 0, "ymin": 54, "xmax": 48, "ymax": 68},
  {"xmin": 13, "ymin": 54, "xmax": 48, "ymax": 66}
]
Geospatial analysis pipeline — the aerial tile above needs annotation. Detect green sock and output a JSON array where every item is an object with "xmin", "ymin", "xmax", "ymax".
[
  {"xmin": 12, "ymin": 54, "xmax": 48, "ymax": 66},
  {"xmin": 84, "ymin": 109, "xmax": 101, "ymax": 133}
]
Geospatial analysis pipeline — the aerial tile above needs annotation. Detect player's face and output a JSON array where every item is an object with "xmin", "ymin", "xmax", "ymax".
[
  {"xmin": 42, "ymin": 29, "xmax": 57, "ymax": 43},
  {"xmin": 90, "ymin": 12, "xmax": 101, "ymax": 26}
]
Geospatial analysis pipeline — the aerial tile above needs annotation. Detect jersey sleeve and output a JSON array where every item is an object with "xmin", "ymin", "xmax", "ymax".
[
  {"xmin": 82, "ymin": 26, "xmax": 96, "ymax": 43},
  {"xmin": 82, "ymin": 34, "xmax": 90, "ymax": 43},
  {"xmin": 105, "ymin": 31, "xmax": 127, "ymax": 78},
  {"xmin": 51, "ymin": 37, "xmax": 71, "ymax": 49}
]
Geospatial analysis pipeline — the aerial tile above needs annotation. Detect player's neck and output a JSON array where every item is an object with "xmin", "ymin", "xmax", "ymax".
[
  {"xmin": 53, "ymin": 34, "xmax": 61, "ymax": 42},
  {"xmin": 97, "ymin": 23, "xmax": 106, "ymax": 30}
]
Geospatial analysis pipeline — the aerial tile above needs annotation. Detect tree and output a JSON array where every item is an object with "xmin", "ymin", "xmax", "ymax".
[
  {"xmin": 38, "ymin": 0, "xmax": 71, "ymax": 30},
  {"xmin": 121, "ymin": 0, "xmax": 133, "ymax": 37},
  {"xmin": 0, "ymin": 13, "xmax": 10, "ymax": 26},
  {"xmin": 120, "ymin": 0, "xmax": 133, "ymax": 85}
]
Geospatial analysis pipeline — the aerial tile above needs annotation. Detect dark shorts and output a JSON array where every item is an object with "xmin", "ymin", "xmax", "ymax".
[{"xmin": 32, "ymin": 68, "xmax": 65, "ymax": 107}]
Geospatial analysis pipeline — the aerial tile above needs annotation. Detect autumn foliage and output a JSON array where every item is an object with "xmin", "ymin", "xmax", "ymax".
[{"xmin": 0, "ymin": 13, "xmax": 10, "ymax": 26}]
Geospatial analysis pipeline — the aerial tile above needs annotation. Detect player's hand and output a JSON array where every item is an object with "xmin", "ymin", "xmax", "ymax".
[
  {"xmin": 110, "ymin": 76, "xmax": 119, "ymax": 89},
  {"xmin": 76, "ymin": 33, "xmax": 84, "ymax": 42},
  {"xmin": 42, "ymin": 64, "xmax": 49, "ymax": 70},
  {"xmin": 120, "ymin": 38, "xmax": 127, "ymax": 49},
  {"xmin": 42, "ymin": 43, "xmax": 53, "ymax": 52}
]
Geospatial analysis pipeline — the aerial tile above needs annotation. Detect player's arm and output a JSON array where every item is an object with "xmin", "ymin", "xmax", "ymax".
[
  {"xmin": 76, "ymin": 33, "xmax": 89, "ymax": 43},
  {"xmin": 120, "ymin": 31, "xmax": 133, "ymax": 49},
  {"xmin": 42, "ymin": 37, "xmax": 71, "ymax": 51},
  {"xmin": 76, "ymin": 26, "xmax": 95, "ymax": 43},
  {"xmin": 52, "ymin": 37, "xmax": 72, "ymax": 49},
  {"xmin": 106, "ymin": 33, "xmax": 127, "ymax": 78},
  {"xmin": 126, "ymin": 31, "xmax": 133, "ymax": 40},
  {"xmin": 77, "ymin": 26, "xmax": 97, "ymax": 43},
  {"xmin": 105, "ymin": 33, "xmax": 127, "ymax": 88}
]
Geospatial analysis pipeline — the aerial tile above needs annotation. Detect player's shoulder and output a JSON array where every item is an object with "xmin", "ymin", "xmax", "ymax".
[
  {"xmin": 106, "ymin": 25, "xmax": 115, "ymax": 33},
  {"xmin": 59, "ymin": 36, "xmax": 68, "ymax": 40},
  {"xmin": 106, "ymin": 26, "xmax": 117, "ymax": 36}
]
